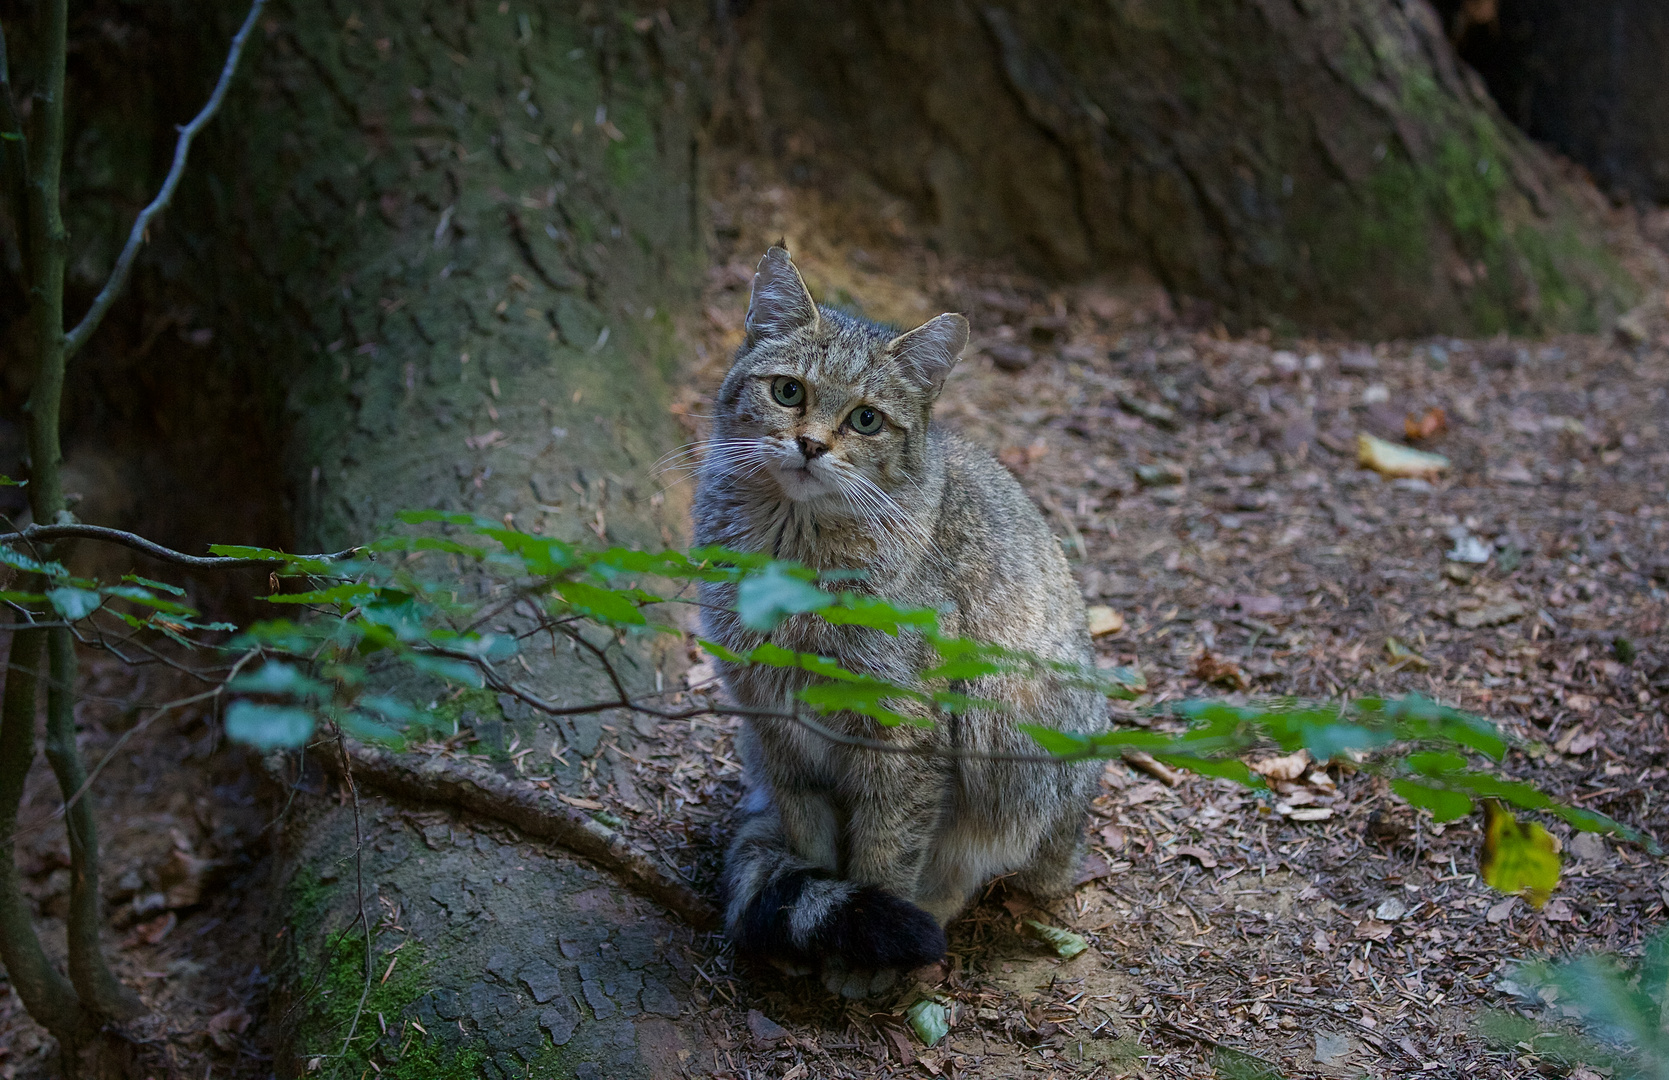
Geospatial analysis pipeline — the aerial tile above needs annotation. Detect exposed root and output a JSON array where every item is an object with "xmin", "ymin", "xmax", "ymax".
[{"xmin": 320, "ymin": 742, "xmax": 720, "ymax": 930}]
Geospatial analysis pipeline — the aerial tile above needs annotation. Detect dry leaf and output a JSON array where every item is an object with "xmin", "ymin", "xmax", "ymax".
[
  {"xmin": 557, "ymin": 795, "xmax": 605, "ymax": 810},
  {"xmin": 1353, "ymin": 919, "xmax": 1393, "ymax": 941},
  {"xmin": 1404, "ymin": 407, "xmax": 1447, "ymax": 441},
  {"xmin": 1252, "ymin": 748, "xmax": 1311, "ymax": 782},
  {"xmin": 1454, "ymin": 600, "xmax": 1525, "ymax": 628},
  {"xmin": 1172, "ymin": 845, "xmax": 1217, "ymax": 869},
  {"xmin": 1486, "ymin": 897, "xmax": 1518, "ymax": 923},
  {"xmin": 1384, "ymin": 636, "xmax": 1430, "ymax": 670},
  {"xmin": 1356, "ymin": 433, "xmax": 1449, "ymax": 478},
  {"xmin": 1192, "ymin": 650, "xmax": 1248, "ymax": 691},
  {"xmin": 1085, "ymin": 605, "xmax": 1125, "ymax": 636},
  {"xmin": 207, "ymin": 1004, "xmax": 252, "ymax": 1050}
]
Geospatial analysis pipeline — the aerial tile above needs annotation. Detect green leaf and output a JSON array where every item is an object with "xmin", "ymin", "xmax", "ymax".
[
  {"xmin": 46, "ymin": 587, "xmax": 101, "ymax": 620},
  {"xmin": 921, "ymin": 656, "xmax": 1014, "ymax": 681},
  {"xmin": 100, "ymin": 585, "xmax": 195, "ymax": 615},
  {"xmin": 358, "ymin": 695, "xmax": 416, "ymax": 723},
  {"xmin": 0, "ymin": 591, "xmax": 46, "ymax": 604},
  {"xmin": 748, "ymin": 642, "xmax": 865, "ymax": 681},
  {"xmin": 405, "ymin": 653, "xmax": 484, "ymax": 687},
  {"xmin": 735, "ymin": 563, "xmax": 831, "ymax": 631},
  {"xmin": 554, "ymin": 580, "xmax": 647, "ymax": 625},
  {"xmin": 797, "ymin": 680, "xmax": 927, "ymax": 726},
  {"xmin": 206, "ymin": 544, "xmax": 337, "ymax": 572},
  {"xmin": 1480, "ymin": 799, "xmax": 1560, "ymax": 908},
  {"xmin": 696, "ymin": 638, "xmax": 745, "ymax": 664},
  {"xmin": 229, "ymin": 662, "xmax": 330, "ymax": 700},
  {"xmin": 225, "ymin": 702, "xmax": 315, "ymax": 750},
  {"xmin": 1024, "ymin": 920, "xmax": 1088, "ymax": 958},
  {"xmin": 339, "ymin": 711, "xmax": 405, "ymax": 747},
  {"xmin": 818, "ymin": 594, "xmax": 939, "ymax": 635},
  {"xmin": 1407, "ymin": 749, "xmax": 1468, "ymax": 776},
  {"xmin": 1155, "ymin": 753, "xmax": 1259, "ymax": 785},
  {"xmin": 396, "ymin": 509, "xmax": 480, "ymax": 527},
  {"xmin": 0, "ymin": 475, "xmax": 23, "ymax": 486},
  {"xmin": 266, "ymin": 581, "xmax": 380, "ymax": 606},
  {"xmin": 905, "ymin": 999, "xmax": 950, "ymax": 1048},
  {"xmin": 121, "ymin": 574, "xmax": 185, "ymax": 596},
  {"xmin": 1018, "ymin": 723, "xmax": 1091, "ymax": 757},
  {"xmin": 1391, "ymin": 779, "xmax": 1474, "ymax": 822},
  {"xmin": 1100, "ymin": 665, "xmax": 1147, "ymax": 700},
  {"xmin": 0, "ymin": 545, "xmax": 68, "ymax": 579}
]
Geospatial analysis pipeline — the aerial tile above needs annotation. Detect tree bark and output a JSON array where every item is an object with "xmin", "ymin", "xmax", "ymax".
[{"xmin": 742, "ymin": 0, "xmax": 1651, "ymax": 338}]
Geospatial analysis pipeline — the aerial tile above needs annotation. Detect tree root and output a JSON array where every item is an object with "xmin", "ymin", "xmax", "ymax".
[{"xmin": 319, "ymin": 743, "xmax": 720, "ymax": 930}]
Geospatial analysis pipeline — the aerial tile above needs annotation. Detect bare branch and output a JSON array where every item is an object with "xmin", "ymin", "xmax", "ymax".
[
  {"xmin": 61, "ymin": 0, "xmax": 268, "ymax": 359},
  {"xmin": 0, "ymin": 521, "xmax": 357, "ymax": 569},
  {"xmin": 0, "ymin": 18, "xmax": 32, "ymax": 274}
]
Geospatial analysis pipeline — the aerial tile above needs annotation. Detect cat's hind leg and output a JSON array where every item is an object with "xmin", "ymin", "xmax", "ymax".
[{"xmin": 1008, "ymin": 806, "xmax": 1089, "ymax": 902}]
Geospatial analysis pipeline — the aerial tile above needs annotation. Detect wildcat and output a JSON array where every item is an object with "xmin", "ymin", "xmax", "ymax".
[{"xmin": 693, "ymin": 247, "xmax": 1107, "ymax": 997}]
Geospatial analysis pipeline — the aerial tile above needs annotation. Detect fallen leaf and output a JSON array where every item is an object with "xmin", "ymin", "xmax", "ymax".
[
  {"xmin": 1486, "ymin": 897, "xmax": 1518, "ymax": 923},
  {"xmin": 1353, "ymin": 919, "xmax": 1393, "ymax": 941},
  {"xmin": 207, "ymin": 1004, "xmax": 252, "ymax": 1051},
  {"xmin": 780, "ymin": 1065, "xmax": 808, "ymax": 1080},
  {"xmin": 1251, "ymin": 748, "xmax": 1311, "ymax": 782},
  {"xmin": 1282, "ymin": 806, "xmax": 1334, "ymax": 821},
  {"xmin": 1172, "ymin": 845, "xmax": 1217, "ymax": 869},
  {"xmin": 134, "ymin": 910, "xmax": 178, "ymax": 946},
  {"xmin": 1542, "ymin": 898, "xmax": 1574, "ymax": 922},
  {"xmin": 1085, "ymin": 605, "xmax": 1125, "ymax": 636},
  {"xmin": 464, "ymin": 429, "xmax": 506, "ymax": 450},
  {"xmin": 683, "ymin": 658, "xmax": 719, "ymax": 691},
  {"xmin": 746, "ymin": 1009, "xmax": 788, "ymax": 1044},
  {"xmin": 1315, "ymin": 1031, "xmax": 1355, "ymax": 1066},
  {"xmin": 905, "ymin": 998, "xmax": 950, "ymax": 1048},
  {"xmin": 885, "ymin": 1026, "xmax": 916, "ymax": 1065},
  {"xmin": 557, "ymin": 795, "xmax": 605, "ymax": 810},
  {"xmin": 1555, "ymin": 726, "xmax": 1599, "ymax": 755},
  {"xmin": 1373, "ymin": 896, "xmax": 1407, "ymax": 921},
  {"xmin": 1454, "ymin": 600, "xmax": 1525, "ymax": 628},
  {"xmin": 1025, "ymin": 920, "xmax": 1089, "ymax": 958},
  {"xmin": 1356, "ymin": 433, "xmax": 1449, "ymax": 479},
  {"xmin": 1134, "ymin": 460, "xmax": 1187, "ymax": 487},
  {"xmin": 1233, "ymin": 594, "xmax": 1284, "ymax": 617},
  {"xmin": 1122, "ymin": 782, "xmax": 1169, "ymax": 806},
  {"xmin": 1098, "ymin": 824, "xmax": 1127, "ymax": 851},
  {"xmin": 1075, "ymin": 851, "xmax": 1116, "ymax": 884},
  {"xmin": 1192, "ymin": 650, "xmax": 1248, "ymax": 691},
  {"xmin": 1404, "ymin": 406, "xmax": 1447, "ymax": 441},
  {"xmin": 1384, "ymin": 636, "xmax": 1430, "ymax": 670}
]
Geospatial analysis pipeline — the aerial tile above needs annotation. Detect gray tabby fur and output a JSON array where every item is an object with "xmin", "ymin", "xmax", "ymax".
[{"xmin": 694, "ymin": 247, "xmax": 1107, "ymax": 997}]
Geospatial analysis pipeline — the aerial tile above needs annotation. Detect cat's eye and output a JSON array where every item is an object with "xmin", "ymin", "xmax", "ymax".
[
  {"xmin": 848, "ymin": 406, "xmax": 883, "ymax": 435},
  {"xmin": 770, "ymin": 376, "xmax": 806, "ymax": 408}
]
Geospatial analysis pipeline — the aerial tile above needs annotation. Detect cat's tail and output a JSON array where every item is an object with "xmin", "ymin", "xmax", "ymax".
[{"xmin": 722, "ymin": 802, "xmax": 946, "ymax": 972}]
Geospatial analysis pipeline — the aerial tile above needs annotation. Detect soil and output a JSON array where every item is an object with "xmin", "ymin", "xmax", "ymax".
[{"xmin": 2, "ymin": 168, "xmax": 1667, "ymax": 1079}]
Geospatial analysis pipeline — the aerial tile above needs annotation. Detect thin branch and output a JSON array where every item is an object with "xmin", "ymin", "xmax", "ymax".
[
  {"xmin": 61, "ymin": 0, "xmax": 268, "ymax": 359},
  {"xmin": 330, "ymin": 730, "xmax": 374, "ymax": 1080},
  {"xmin": 0, "ymin": 17, "xmax": 32, "ymax": 275},
  {"xmin": 0, "ymin": 521, "xmax": 358, "ymax": 569}
]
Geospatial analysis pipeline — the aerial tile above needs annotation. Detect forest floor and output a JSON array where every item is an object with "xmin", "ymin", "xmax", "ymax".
[{"xmin": 3, "ymin": 169, "xmax": 1668, "ymax": 1080}]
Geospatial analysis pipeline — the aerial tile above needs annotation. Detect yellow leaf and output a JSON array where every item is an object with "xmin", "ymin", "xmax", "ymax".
[
  {"xmin": 1480, "ymin": 799, "xmax": 1560, "ymax": 909},
  {"xmin": 1356, "ymin": 433, "xmax": 1450, "ymax": 479}
]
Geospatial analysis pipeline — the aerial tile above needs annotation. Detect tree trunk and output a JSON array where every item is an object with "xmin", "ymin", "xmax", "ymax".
[{"xmin": 742, "ymin": 0, "xmax": 1651, "ymax": 338}]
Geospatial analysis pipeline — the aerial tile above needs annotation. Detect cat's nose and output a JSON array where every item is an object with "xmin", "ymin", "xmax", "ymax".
[{"xmin": 796, "ymin": 435, "xmax": 828, "ymax": 461}]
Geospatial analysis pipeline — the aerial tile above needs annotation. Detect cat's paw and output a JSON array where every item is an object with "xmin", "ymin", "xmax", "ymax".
[{"xmin": 820, "ymin": 961, "xmax": 899, "ymax": 999}]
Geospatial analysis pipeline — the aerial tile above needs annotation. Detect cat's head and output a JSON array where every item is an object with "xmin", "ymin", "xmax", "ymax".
[{"xmin": 708, "ymin": 246, "xmax": 968, "ymax": 507}]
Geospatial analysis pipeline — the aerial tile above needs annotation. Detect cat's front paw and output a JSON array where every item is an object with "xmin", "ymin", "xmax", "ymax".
[{"xmin": 820, "ymin": 960, "xmax": 899, "ymax": 999}]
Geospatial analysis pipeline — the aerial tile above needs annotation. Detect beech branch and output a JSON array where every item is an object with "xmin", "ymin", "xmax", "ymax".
[
  {"xmin": 0, "ymin": 522, "xmax": 357, "ymax": 569},
  {"xmin": 61, "ymin": 0, "xmax": 267, "ymax": 360}
]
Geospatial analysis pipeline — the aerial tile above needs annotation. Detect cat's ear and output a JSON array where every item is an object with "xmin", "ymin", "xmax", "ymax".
[
  {"xmin": 886, "ymin": 313, "xmax": 969, "ymax": 392},
  {"xmin": 744, "ymin": 246, "xmax": 818, "ymax": 345}
]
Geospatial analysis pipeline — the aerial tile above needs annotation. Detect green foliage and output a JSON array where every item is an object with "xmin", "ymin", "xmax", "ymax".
[
  {"xmin": 1, "ymin": 513, "xmax": 1653, "ymax": 903},
  {"xmin": 1483, "ymin": 927, "xmax": 1669, "ymax": 1080}
]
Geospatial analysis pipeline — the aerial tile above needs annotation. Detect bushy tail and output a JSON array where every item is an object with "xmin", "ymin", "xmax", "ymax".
[{"xmin": 723, "ymin": 806, "xmax": 945, "ymax": 971}]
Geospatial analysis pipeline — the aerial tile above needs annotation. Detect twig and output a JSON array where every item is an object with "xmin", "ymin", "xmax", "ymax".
[
  {"xmin": 0, "ymin": 521, "xmax": 357, "ymax": 570},
  {"xmin": 1122, "ymin": 749, "xmax": 1183, "ymax": 786},
  {"xmin": 61, "ymin": 0, "xmax": 268, "ymax": 359},
  {"xmin": 330, "ymin": 730, "xmax": 374, "ymax": 1080}
]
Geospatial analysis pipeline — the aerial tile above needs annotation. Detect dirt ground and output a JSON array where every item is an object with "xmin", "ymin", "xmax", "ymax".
[{"xmin": 3, "ymin": 169, "xmax": 1668, "ymax": 1079}]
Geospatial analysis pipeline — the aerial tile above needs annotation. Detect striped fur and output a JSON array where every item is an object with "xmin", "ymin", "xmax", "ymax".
[{"xmin": 695, "ymin": 249, "xmax": 1107, "ymax": 996}]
